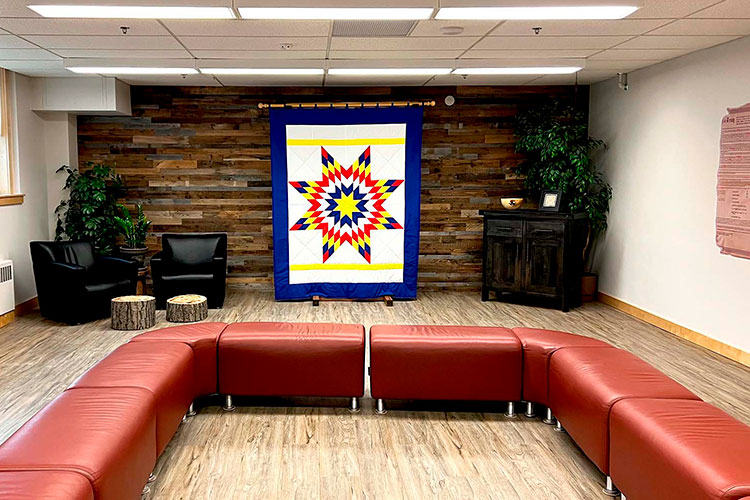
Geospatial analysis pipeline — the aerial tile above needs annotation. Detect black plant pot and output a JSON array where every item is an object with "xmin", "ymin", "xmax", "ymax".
[{"xmin": 119, "ymin": 246, "xmax": 148, "ymax": 271}]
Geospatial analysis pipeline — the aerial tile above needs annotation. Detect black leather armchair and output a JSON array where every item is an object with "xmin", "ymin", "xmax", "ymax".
[
  {"xmin": 30, "ymin": 241, "xmax": 138, "ymax": 324},
  {"xmin": 151, "ymin": 233, "xmax": 227, "ymax": 309}
]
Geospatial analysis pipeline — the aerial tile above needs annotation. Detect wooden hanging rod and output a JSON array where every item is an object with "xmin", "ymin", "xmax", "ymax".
[{"xmin": 258, "ymin": 100, "xmax": 436, "ymax": 109}]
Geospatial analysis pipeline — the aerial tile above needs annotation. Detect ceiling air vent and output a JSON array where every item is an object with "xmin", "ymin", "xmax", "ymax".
[{"xmin": 332, "ymin": 20, "xmax": 417, "ymax": 37}]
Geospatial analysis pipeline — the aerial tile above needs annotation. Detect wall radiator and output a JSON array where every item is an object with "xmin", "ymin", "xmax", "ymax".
[{"xmin": 0, "ymin": 260, "xmax": 14, "ymax": 316}]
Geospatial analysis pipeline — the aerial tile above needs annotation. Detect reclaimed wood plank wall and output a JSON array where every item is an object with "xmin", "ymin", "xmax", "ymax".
[{"xmin": 77, "ymin": 85, "xmax": 585, "ymax": 291}]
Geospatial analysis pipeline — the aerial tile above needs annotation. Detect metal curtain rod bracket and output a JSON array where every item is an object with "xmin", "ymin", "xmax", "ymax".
[{"xmin": 258, "ymin": 100, "xmax": 436, "ymax": 109}]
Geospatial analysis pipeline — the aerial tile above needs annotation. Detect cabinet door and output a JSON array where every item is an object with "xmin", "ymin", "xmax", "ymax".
[
  {"xmin": 486, "ymin": 235, "xmax": 523, "ymax": 291},
  {"xmin": 523, "ymin": 222, "xmax": 564, "ymax": 295}
]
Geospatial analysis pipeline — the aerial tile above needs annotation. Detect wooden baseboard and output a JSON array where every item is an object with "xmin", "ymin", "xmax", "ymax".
[
  {"xmin": 0, "ymin": 310, "xmax": 14, "ymax": 329},
  {"xmin": 598, "ymin": 292, "xmax": 750, "ymax": 368},
  {"xmin": 15, "ymin": 296, "xmax": 38, "ymax": 317}
]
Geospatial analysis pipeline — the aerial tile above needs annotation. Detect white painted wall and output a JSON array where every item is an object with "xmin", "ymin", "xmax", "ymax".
[
  {"xmin": 43, "ymin": 114, "xmax": 78, "ymax": 237},
  {"xmin": 0, "ymin": 74, "xmax": 80, "ymax": 305},
  {"xmin": 590, "ymin": 35, "xmax": 750, "ymax": 354},
  {"xmin": 0, "ymin": 73, "xmax": 52, "ymax": 304}
]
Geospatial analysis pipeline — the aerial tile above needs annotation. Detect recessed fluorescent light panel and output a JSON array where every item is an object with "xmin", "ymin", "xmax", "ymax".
[
  {"xmin": 67, "ymin": 67, "xmax": 199, "ymax": 75},
  {"xmin": 436, "ymin": 6, "xmax": 639, "ymax": 20},
  {"xmin": 199, "ymin": 68, "xmax": 324, "ymax": 75},
  {"xmin": 329, "ymin": 68, "xmax": 452, "ymax": 76},
  {"xmin": 453, "ymin": 67, "xmax": 582, "ymax": 75},
  {"xmin": 238, "ymin": 8, "xmax": 433, "ymax": 20},
  {"xmin": 28, "ymin": 5, "xmax": 235, "ymax": 19}
]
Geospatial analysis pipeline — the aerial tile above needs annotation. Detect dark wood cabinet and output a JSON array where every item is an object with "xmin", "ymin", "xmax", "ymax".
[{"xmin": 481, "ymin": 211, "xmax": 588, "ymax": 312}]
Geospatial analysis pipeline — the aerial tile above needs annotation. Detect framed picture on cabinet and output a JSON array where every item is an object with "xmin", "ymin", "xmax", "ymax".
[{"xmin": 539, "ymin": 190, "xmax": 563, "ymax": 212}]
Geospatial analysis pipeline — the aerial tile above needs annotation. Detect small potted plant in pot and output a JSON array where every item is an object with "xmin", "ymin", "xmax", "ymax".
[{"xmin": 115, "ymin": 204, "xmax": 151, "ymax": 270}]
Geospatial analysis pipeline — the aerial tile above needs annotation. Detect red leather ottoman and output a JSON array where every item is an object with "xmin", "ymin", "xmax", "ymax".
[
  {"xmin": 511, "ymin": 327, "xmax": 611, "ymax": 418},
  {"xmin": 0, "ymin": 387, "xmax": 156, "ymax": 500},
  {"xmin": 548, "ymin": 347, "xmax": 701, "ymax": 488},
  {"xmin": 130, "ymin": 322, "xmax": 228, "ymax": 397},
  {"xmin": 218, "ymin": 322, "xmax": 365, "ymax": 411},
  {"xmin": 0, "ymin": 471, "xmax": 93, "ymax": 500},
  {"xmin": 611, "ymin": 399, "xmax": 750, "ymax": 500},
  {"xmin": 69, "ymin": 341, "xmax": 194, "ymax": 456},
  {"xmin": 370, "ymin": 325, "xmax": 522, "ymax": 414}
]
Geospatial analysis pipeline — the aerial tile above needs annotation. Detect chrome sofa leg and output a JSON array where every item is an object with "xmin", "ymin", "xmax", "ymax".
[
  {"xmin": 148, "ymin": 473, "xmax": 156, "ymax": 483},
  {"xmin": 223, "ymin": 395, "xmax": 235, "ymax": 412},
  {"xmin": 603, "ymin": 476, "xmax": 620, "ymax": 497},
  {"xmin": 554, "ymin": 420, "xmax": 566, "ymax": 433},
  {"xmin": 543, "ymin": 408, "xmax": 556, "ymax": 425},
  {"xmin": 186, "ymin": 402, "xmax": 196, "ymax": 417},
  {"xmin": 376, "ymin": 398, "xmax": 387, "ymax": 415},
  {"xmin": 524, "ymin": 401, "xmax": 536, "ymax": 418},
  {"xmin": 505, "ymin": 401, "xmax": 517, "ymax": 418},
  {"xmin": 349, "ymin": 397, "xmax": 360, "ymax": 413},
  {"xmin": 141, "ymin": 484, "xmax": 151, "ymax": 498}
]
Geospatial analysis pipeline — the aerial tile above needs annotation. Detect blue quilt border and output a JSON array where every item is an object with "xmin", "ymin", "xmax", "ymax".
[{"xmin": 270, "ymin": 107, "xmax": 422, "ymax": 300}]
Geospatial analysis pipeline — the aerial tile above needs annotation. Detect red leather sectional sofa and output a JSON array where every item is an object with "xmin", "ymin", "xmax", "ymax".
[{"xmin": 0, "ymin": 322, "xmax": 747, "ymax": 500}]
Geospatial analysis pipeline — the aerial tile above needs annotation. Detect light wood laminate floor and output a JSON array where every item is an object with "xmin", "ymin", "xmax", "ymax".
[{"xmin": 1, "ymin": 290, "xmax": 748, "ymax": 499}]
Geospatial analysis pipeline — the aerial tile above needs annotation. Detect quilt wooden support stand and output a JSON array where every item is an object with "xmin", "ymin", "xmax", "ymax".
[{"xmin": 311, "ymin": 295, "xmax": 394, "ymax": 307}]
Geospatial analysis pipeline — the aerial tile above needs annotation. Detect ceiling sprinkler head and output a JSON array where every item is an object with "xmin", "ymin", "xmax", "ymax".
[
  {"xmin": 532, "ymin": 27, "xmax": 542, "ymax": 35},
  {"xmin": 120, "ymin": 26, "xmax": 130, "ymax": 34}
]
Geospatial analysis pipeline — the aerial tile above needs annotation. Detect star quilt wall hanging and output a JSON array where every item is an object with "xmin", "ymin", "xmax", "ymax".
[{"xmin": 270, "ymin": 107, "xmax": 423, "ymax": 300}]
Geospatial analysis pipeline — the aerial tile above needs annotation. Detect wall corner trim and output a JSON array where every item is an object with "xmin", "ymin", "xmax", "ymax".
[{"xmin": 597, "ymin": 292, "xmax": 750, "ymax": 368}]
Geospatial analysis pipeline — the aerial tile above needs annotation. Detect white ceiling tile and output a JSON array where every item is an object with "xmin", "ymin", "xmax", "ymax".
[
  {"xmin": 54, "ymin": 49, "xmax": 191, "ymax": 58},
  {"xmin": 0, "ymin": 19, "xmax": 168, "ymax": 36},
  {"xmin": 24, "ymin": 35, "xmax": 182, "ymax": 50},
  {"xmin": 491, "ymin": 20, "xmax": 670, "ymax": 37},
  {"xmin": 649, "ymin": 19, "xmax": 750, "ymax": 35},
  {"xmin": 475, "ymin": 36, "xmax": 630, "ymax": 50},
  {"xmin": 409, "ymin": 20, "xmax": 498, "ymax": 37},
  {"xmin": 526, "ymin": 70, "xmax": 618, "ymax": 85},
  {"xmin": 192, "ymin": 49, "xmax": 326, "ymax": 59},
  {"xmin": 689, "ymin": 0, "xmax": 750, "ymax": 18},
  {"xmin": 163, "ymin": 19, "xmax": 331, "ymax": 37},
  {"xmin": 117, "ymin": 74, "xmax": 222, "ymax": 86},
  {"xmin": 0, "ymin": 0, "xmax": 43, "ymax": 18},
  {"xmin": 616, "ymin": 34, "xmax": 738, "ymax": 49},
  {"xmin": 329, "ymin": 37, "xmax": 479, "ymax": 51},
  {"xmin": 588, "ymin": 48, "xmax": 692, "ymax": 60},
  {"xmin": 179, "ymin": 36, "xmax": 327, "ymax": 51},
  {"xmin": 463, "ymin": 49, "xmax": 600, "ymax": 58},
  {"xmin": 0, "ymin": 34, "xmax": 37, "ymax": 49},
  {"xmin": 326, "ymin": 74, "xmax": 431, "ymax": 87},
  {"xmin": 0, "ymin": 48, "xmax": 60, "ymax": 60},
  {"xmin": 628, "ymin": 0, "xmax": 722, "ymax": 19},
  {"xmin": 0, "ymin": 59, "xmax": 65, "ymax": 71},
  {"xmin": 584, "ymin": 59, "xmax": 664, "ymax": 71},
  {"xmin": 427, "ymin": 74, "xmax": 536, "ymax": 86},
  {"xmin": 218, "ymin": 75, "xmax": 324, "ymax": 86},
  {"xmin": 331, "ymin": 50, "xmax": 463, "ymax": 59}
]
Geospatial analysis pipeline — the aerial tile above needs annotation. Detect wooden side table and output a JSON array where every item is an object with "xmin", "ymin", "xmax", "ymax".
[
  {"xmin": 111, "ymin": 295, "xmax": 156, "ymax": 330},
  {"xmin": 166, "ymin": 294, "xmax": 208, "ymax": 323},
  {"xmin": 136, "ymin": 269, "xmax": 148, "ymax": 296}
]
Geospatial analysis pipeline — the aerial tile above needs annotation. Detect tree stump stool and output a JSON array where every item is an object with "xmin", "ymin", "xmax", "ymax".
[
  {"xmin": 166, "ymin": 294, "xmax": 208, "ymax": 323},
  {"xmin": 111, "ymin": 295, "xmax": 156, "ymax": 330}
]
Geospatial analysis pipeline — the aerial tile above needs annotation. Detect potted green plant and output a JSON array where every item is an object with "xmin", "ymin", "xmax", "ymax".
[
  {"xmin": 514, "ymin": 100, "xmax": 612, "ymax": 301},
  {"xmin": 114, "ymin": 204, "xmax": 152, "ymax": 270},
  {"xmin": 55, "ymin": 162, "xmax": 124, "ymax": 255}
]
